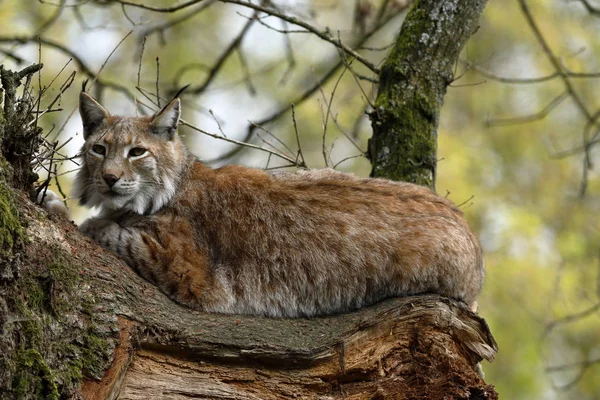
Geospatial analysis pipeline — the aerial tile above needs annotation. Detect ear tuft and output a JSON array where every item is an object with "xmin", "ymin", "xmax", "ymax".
[
  {"xmin": 150, "ymin": 98, "xmax": 180, "ymax": 140},
  {"xmin": 79, "ymin": 92, "xmax": 109, "ymax": 139}
]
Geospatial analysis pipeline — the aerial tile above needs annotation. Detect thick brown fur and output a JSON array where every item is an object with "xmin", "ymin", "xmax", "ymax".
[{"xmin": 75, "ymin": 93, "xmax": 484, "ymax": 317}]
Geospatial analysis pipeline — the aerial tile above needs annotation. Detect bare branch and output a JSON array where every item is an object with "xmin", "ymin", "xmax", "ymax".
[
  {"xmin": 137, "ymin": 0, "xmax": 217, "ymax": 41},
  {"xmin": 518, "ymin": 0, "xmax": 593, "ymax": 121},
  {"xmin": 547, "ymin": 357, "xmax": 600, "ymax": 373},
  {"xmin": 186, "ymin": 11, "xmax": 258, "ymax": 95},
  {"xmin": 543, "ymin": 302, "xmax": 600, "ymax": 337},
  {"xmin": 155, "ymin": 57, "xmax": 161, "ymax": 107},
  {"xmin": 462, "ymin": 59, "xmax": 600, "ymax": 84},
  {"xmin": 485, "ymin": 91, "xmax": 569, "ymax": 127},
  {"xmin": 137, "ymin": 36, "xmax": 146, "ymax": 88},
  {"xmin": 35, "ymin": 0, "xmax": 67, "ymax": 36},
  {"xmin": 112, "ymin": 0, "xmax": 205, "ymax": 13},
  {"xmin": 0, "ymin": 35, "xmax": 133, "ymax": 98},
  {"xmin": 206, "ymin": 5, "xmax": 407, "ymax": 164},
  {"xmin": 578, "ymin": 0, "xmax": 600, "ymax": 16},
  {"xmin": 332, "ymin": 154, "xmax": 365, "ymax": 169},
  {"xmin": 547, "ymin": 356, "xmax": 600, "ymax": 391},
  {"xmin": 221, "ymin": 0, "xmax": 380, "ymax": 74},
  {"xmin": 182, "ymin": 119, "xmax": 302, "ymax": 166},
  {"xmin": 290, "ymin": 105, "xmax": 306, "ymax": 168}
]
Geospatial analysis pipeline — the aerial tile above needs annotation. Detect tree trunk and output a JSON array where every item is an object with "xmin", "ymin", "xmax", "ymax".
[
  {"xmin": 369, "ymin": 0, "xmax": 488, "ymax": 188},
  {"xmin": 0, "ymin": 0, "xmax": 497, "ymax": 397}
]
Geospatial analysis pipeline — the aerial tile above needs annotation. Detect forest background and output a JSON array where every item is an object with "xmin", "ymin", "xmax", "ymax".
[{"xmin": 1, "ymin": 0, "xmax": 599, "ymax": 398}]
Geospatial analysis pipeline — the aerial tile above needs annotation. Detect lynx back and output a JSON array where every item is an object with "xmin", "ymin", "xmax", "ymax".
[{"xmin": 75, "ymin": 92, "xmax": 485, "ymax": 318}]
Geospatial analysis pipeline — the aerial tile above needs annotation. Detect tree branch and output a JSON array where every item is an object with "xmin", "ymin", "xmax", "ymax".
[{"xmin": 0, "ymin": 36, "xmax": 132, "ymax": 98}]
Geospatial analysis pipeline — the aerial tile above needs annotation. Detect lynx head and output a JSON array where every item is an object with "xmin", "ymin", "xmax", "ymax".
[{"xmin": 74, "ymin": 92, "xmax": 188, "ymax": 215}]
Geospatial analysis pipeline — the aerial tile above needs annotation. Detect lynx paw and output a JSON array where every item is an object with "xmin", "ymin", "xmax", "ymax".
[
  {"xmin": 79, "ymin": 218, "xmax": 122, "ymax": 252},
  {"xmin": 37, "ymin": 189, "xmax": 68, "ymax": 216}
]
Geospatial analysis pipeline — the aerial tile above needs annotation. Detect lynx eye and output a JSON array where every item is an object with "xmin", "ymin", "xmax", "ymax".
[
  {"xmin": 128, "ymin": 147, "xmax": 147, "ymax": 157},
  {"xmin": 91, "ymin": 144, "xmax": 106, "ymax": 156}
]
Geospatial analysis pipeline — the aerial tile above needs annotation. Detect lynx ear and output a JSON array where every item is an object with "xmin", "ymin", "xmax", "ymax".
[
  {"xmin": 79, "ymin": 92, "xmax": 109, "ymax": 139},
  {"xmin": 150, "ymin": 98, "xmax": 180, "ymax": 140}
]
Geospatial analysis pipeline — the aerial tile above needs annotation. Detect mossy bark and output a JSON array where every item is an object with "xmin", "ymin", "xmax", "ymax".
[
  {"xmin": 0, "ymin": 176, "xmax": 23, "ymax": 257},
  {"xmin": 369, "ymin": 0, "xmax": 488, "ymax": 188},
  {"xmin": 0, "ymin": 64, "xmax": 43, "ymax": 191},
  {"xmin": 0, "ymin": 66, "xmax": 28, "ymax": 280},
  {"xmin": 0, "ymin": 66, "xmax": 113, "ymax": 400},
  {"xmin": 1, "ymin": 216, "xmax": 115, "ymax": 400}
]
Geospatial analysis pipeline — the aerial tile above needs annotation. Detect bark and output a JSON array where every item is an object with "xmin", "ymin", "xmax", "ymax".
[{"xmin": 369, "ymin": 0, "xmax": 489, "ymax": 187}]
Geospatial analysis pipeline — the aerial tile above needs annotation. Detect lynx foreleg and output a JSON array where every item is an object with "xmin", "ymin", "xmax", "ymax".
[{"xmin": 79, "ymin": 216, "xmax": 220, "ymax": 311}]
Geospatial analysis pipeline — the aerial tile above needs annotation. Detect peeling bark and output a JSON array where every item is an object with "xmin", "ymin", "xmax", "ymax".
[{"xmin": 369, "ymin": 0, "xmax": 488, "ymax": 187}]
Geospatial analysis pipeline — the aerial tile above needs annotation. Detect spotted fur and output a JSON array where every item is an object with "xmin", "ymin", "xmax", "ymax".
[{"xmin": 76, "ymin": 92, "xmax": 485, "ymax": 317}]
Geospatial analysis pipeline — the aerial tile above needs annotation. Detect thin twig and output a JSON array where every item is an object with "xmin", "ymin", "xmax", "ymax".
[
  {"xmin": 182, "ymin": 119, "xmax": 300, "ymax": 165},
  {"xmin": 114, "ymin": 0, "xmax": 204, "ymax": 13},
  {"xmin": 250, "ymin": 121, "xmax": 295, "ymax": 158},
  {"xmin": 155, "ymin": 57, "xmax": 161, "ymax": 107},
  {"xmin": 209, "ymin": 109, "xmax": 227, "ymax": 138},
  {"xmin": 333, "ymin": 154, "xmax": 364, "ymax": 169},
  {"xmin": 137, "ymin": 36, "xmax": 146, "ymax": 88},
  {"xmin": 290, "ymin": 105, "xmax": 306, "ymax": 167}
]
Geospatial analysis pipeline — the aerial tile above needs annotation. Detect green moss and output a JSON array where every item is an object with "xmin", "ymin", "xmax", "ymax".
[
  {"xmin": 80, "ymin": 332, "xmax": 111, "ymax": 379},
  {"xmin": 370, "ymin": 83, "xmax": 438, "ymax": 186},
  {"xmin": 0, "ymin": 177, "xmax": 24, "ymax": 254},
  {"xmin": 12, "ymin": 349, "xmax": 59, "ymax": 400},
  {"xmin": 1, "ymin": 66, "xmax": 112, "ymax": 398},
  {"xmin": 17, "ymin": 245, "xmax": 81, "ymax": 316},
  {"xmin": 21, "ymin": 319, "xmax": 44, "ymax": 349},
  {"xmin": 22, "ymin": 278, "xmax": 47, "ymax": 312},
  {"xmin": 7, "ymin": 245, "xmax": 112, "ymax": 398},
  {"xmin": 47, "ymin": 247, "xmax": 79, "ymax": 291},
  {"xmin": 45, "ymin": 246, "xmax": 80, "ymax": 316},
  {"xmin": 381, "ymin": 6, "xmax": 429, "ymax": 71},
  {"xmin": 9, "ymin": 311, "xmax": 111, "ymax": 397},
  {"xmin": 50, "ymin": 330, "xmax": 110, "ymax": 389}
]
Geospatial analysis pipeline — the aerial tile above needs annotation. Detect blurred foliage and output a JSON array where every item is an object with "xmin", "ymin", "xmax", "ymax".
[{"xmin": 1, "ymin": 0, "xmax": 599, "ymax": 398}]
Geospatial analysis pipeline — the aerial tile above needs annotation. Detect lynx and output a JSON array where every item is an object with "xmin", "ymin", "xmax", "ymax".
[{"xmin": 73, "ymin": 91, "xmax": 484, "ymax": 317}]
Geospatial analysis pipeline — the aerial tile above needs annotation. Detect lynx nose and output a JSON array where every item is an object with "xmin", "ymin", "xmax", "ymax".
[{"xmin": 103, "ymin": 174, "xmax": 120, "ymax": 188}]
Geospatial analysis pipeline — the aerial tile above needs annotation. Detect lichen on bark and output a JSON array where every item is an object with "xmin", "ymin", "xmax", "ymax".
[{"xmin": 368, "ymin": 0, "xmax": 488, "ymax": 188}]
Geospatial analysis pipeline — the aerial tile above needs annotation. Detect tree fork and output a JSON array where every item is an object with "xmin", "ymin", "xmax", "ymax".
[{"xmin": 369, "ymin": 0, "xmax": 488, "ymax": 187}]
